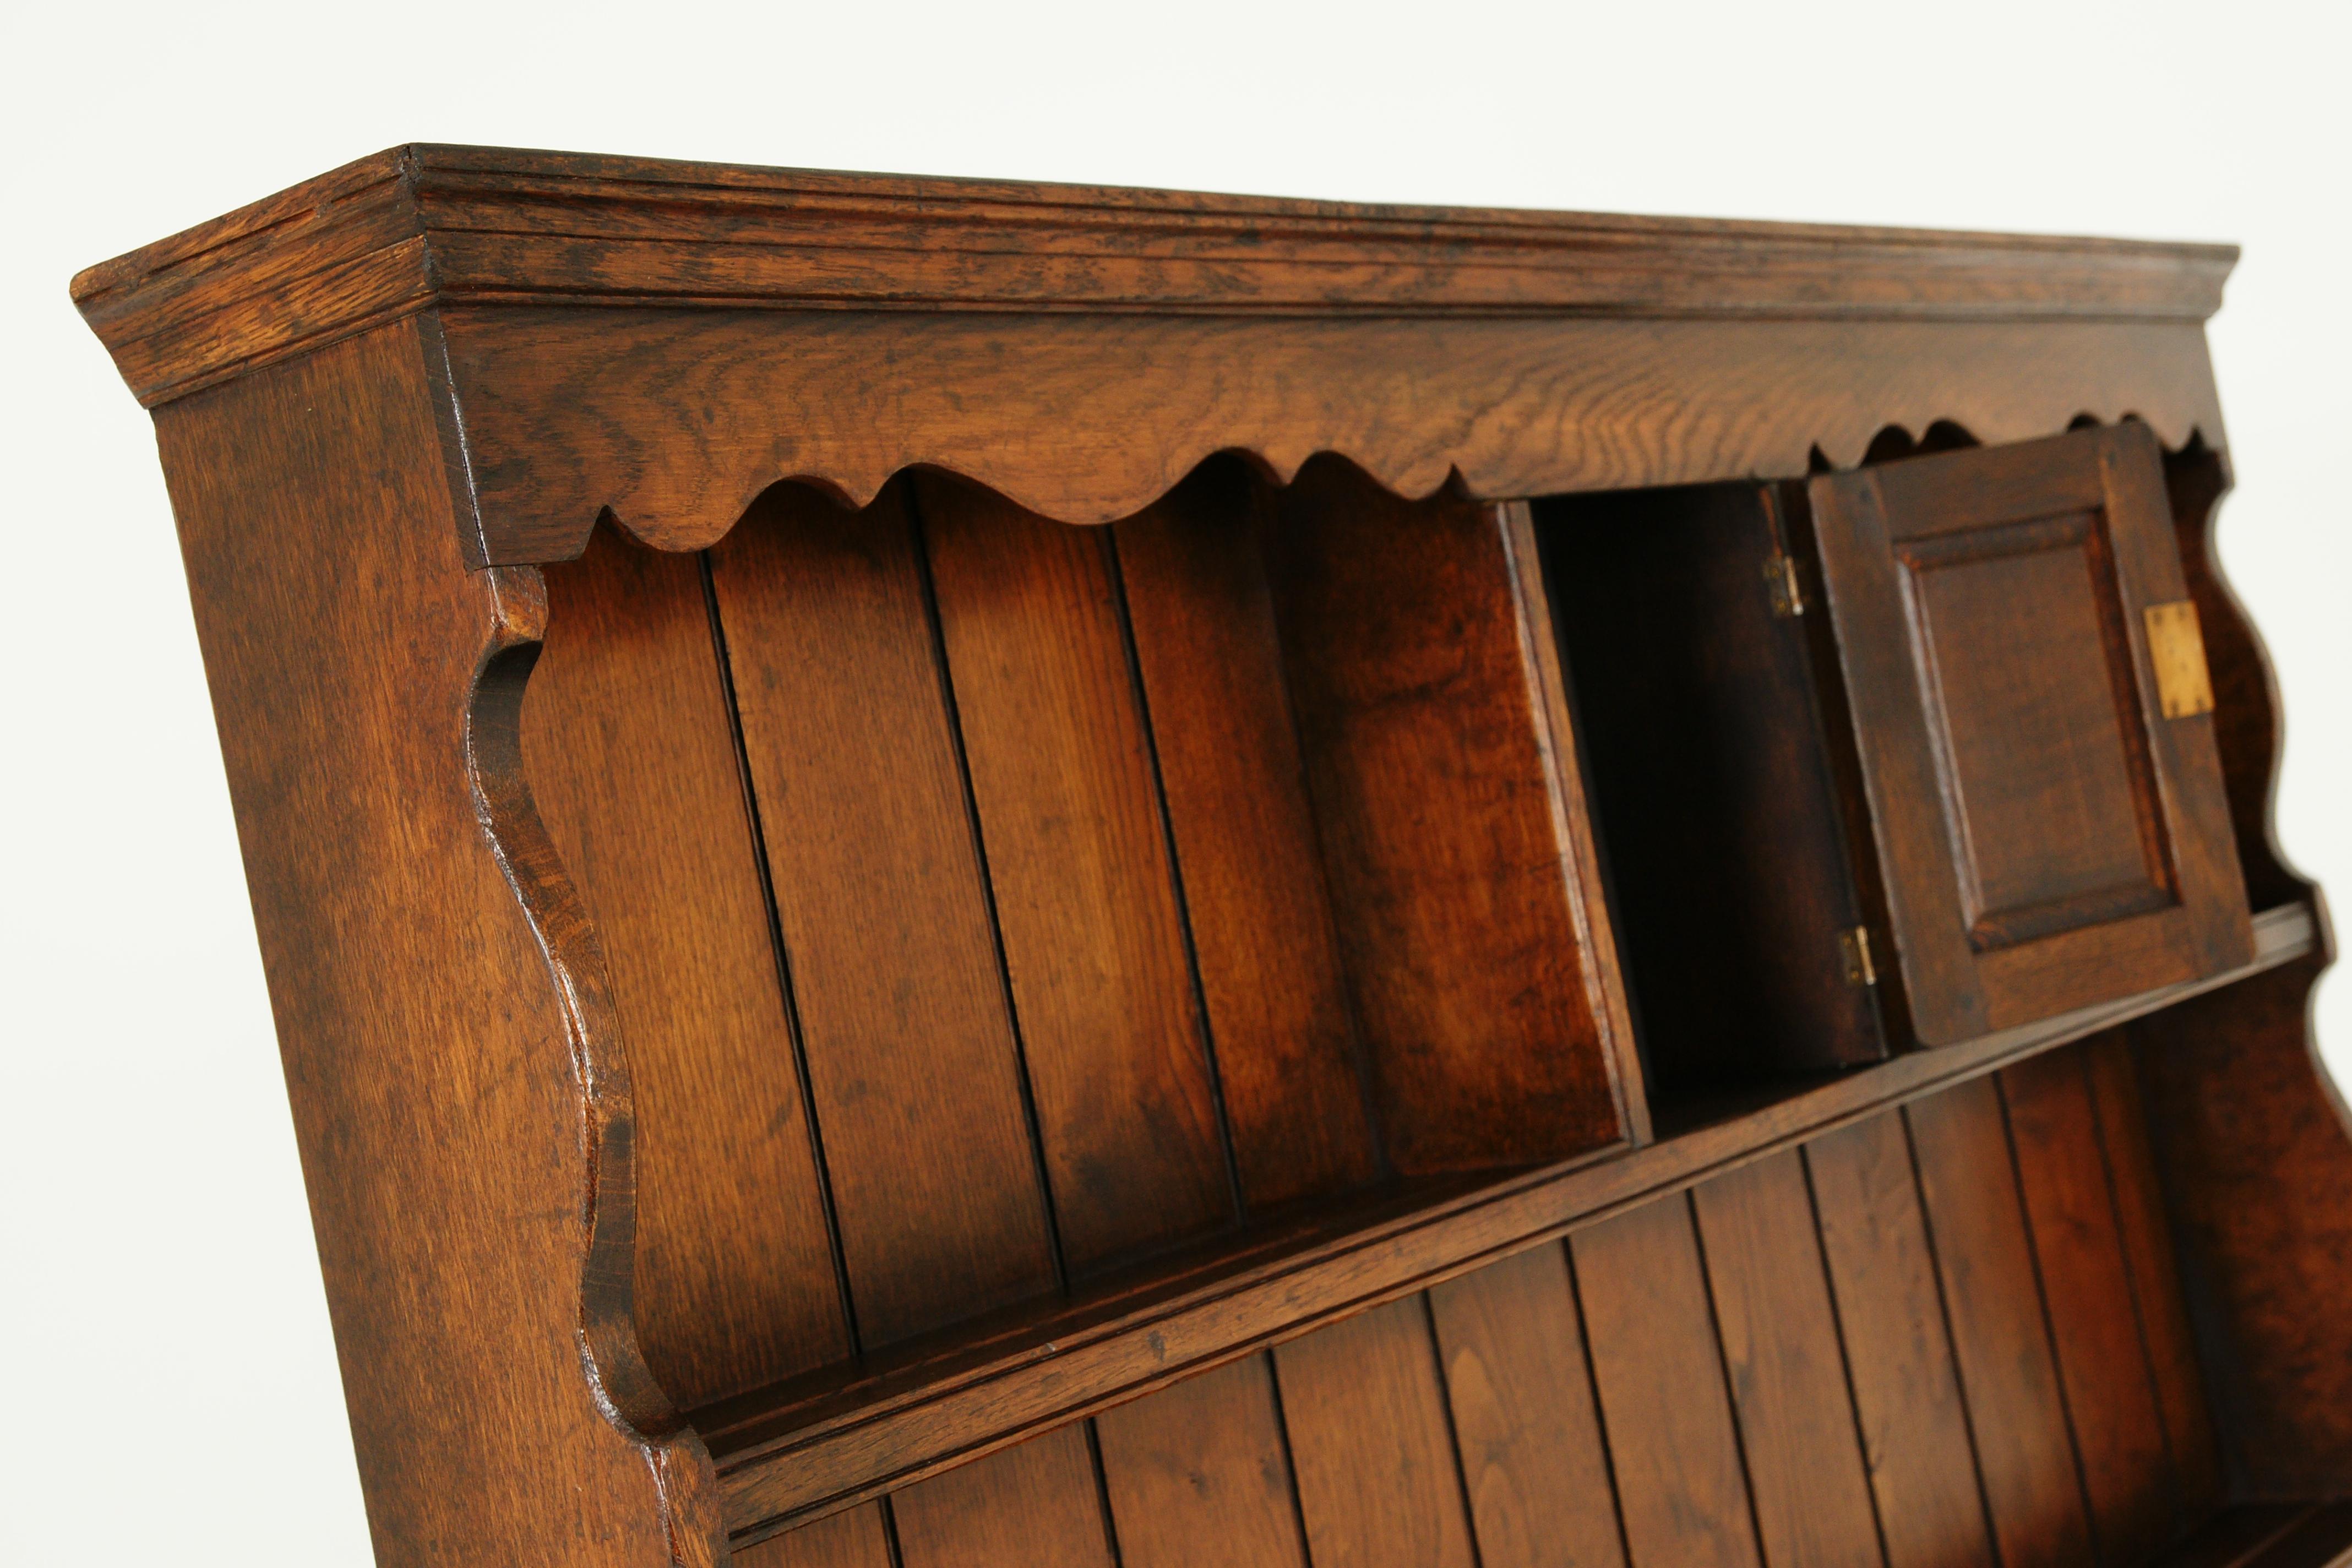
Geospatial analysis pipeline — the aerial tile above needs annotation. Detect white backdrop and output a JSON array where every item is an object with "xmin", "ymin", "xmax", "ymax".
[{"xmin": 3, "ymin": 3, "xmax": 2343, "ymax": 1561}]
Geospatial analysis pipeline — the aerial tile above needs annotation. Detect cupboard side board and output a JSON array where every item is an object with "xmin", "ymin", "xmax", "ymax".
[
  {"xmin": 154, "ymin": 315, "xmax": 714, "ymax": 1568},
  {"xmin": 2133, "ymin": 448, "xmax": 2352, "ymax": 1499}
]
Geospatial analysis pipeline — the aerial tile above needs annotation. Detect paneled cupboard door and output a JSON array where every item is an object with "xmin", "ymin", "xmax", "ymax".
[{"xmin": 1808, "ymin": 422, "xmax": 2252, "ymax": 1044}]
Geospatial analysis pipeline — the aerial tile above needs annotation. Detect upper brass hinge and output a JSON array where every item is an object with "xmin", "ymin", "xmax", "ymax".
[
  {"xmin": 1765, "ymin": 553, "xmax": 1806, "ymax": 617},
  {"xmin": 1839, "ymin": 926, "xmax": 1879, "ymax": 988}
]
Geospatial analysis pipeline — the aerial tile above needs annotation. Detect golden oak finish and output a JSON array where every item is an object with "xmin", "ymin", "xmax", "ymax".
[{"xmin": 77, "ymin": 146, "xmax": 2346, "ymax": 1568}]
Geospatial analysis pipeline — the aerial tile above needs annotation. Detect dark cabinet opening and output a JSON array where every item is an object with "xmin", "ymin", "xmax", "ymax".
[{"xmin": 1537, "ymin": 423, "xmax": 2256, "ymax": 1120}]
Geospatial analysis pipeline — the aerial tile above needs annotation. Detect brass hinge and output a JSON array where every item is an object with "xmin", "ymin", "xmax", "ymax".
[
  {"xmin": 1839, "ymin": 926, "xmax": 1879, "ymax": 988},
  {"xmin": 1765, "ymin": 553, "xmax": 1806, "ymax": 617}
]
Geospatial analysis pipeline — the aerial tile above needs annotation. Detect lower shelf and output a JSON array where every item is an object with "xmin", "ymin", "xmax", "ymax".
[
  {"xmin": 700, "ymin": 900, "xmax": 2321, "ymax": 1547},
  {"xmin": 2155, "ymin": 1502, "xmax": 2352, "ymax": 1567}
]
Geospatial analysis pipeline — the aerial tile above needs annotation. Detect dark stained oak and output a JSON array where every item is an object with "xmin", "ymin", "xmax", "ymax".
[
  {"xmin": 2083, "ymin": 1031, "xmax": 2224, "ymax": 1511},
  {"xmin": 1425, "ymin": 1244, "xmax": 1626, "ymax": 1568},
  {"xmin": 527, "ymin": 525, "xmax": 848, "ymax": 1409},
  {"xmin": 1272, "ymin": 1295, "xmax": 1478, "ymax": 1568},
  {"xmin": 2135, "ymin": 956, "xmax": 2352, "ymax": 1498},
  {"xmin": 1092, "ymin": 1354, "xmax": 1309, "ymax": 1568},
  {"xmin": 1690, "ymin": 1149, "xmax": 1886, "ymax": 1568},
  {"xmin": 707, "ymin": 482, "xmax": 1059, "ymax": 1348},
  {"xmin": 729, "ymin": 1506, "xmax": 892, "ymax": 1568},
  {"xmin": 2001, "ymin": 1047, "xmax": 2180, "ymax": 1563},
  {"xmin": 684, "ymin": 904, "xmax": 2315, "ymax": 1540},
  {"xmin": 75, "ymin": 146, "xmax": 2349, "ymax": 1568},
  {"xmin": 1112, "ymin": 460, "xmax": 1382, "ymax": 1210},
  {"xmin": 891, "ymin": 1426, "xmax": 1115, "ymax": 1568},
  {"xmin": 74, "ymin": 145, "xmax": 2235, "ymax": 411},
  {"xmin": 1572, "ymin": 1196, "xmax": 1763, "ymax": 1568},
  {"xmin": 914, "ymin": 471, "xmax": 1234, "ymax": 1271},
  {"xmin": 1261, "ymin": 459, "xmax": 1626, "ymax": 1174},
  {"xmin": 1906, "ymin": 1078, "xmax": 2097, "ymax": 1568},
  {"xmin": 1809, "ymin": 424, "xmax": 2252, "ymax": 1043},
  {"xmin": 1804, "ymin": 1112, "xmax": 1999, "ymax": 1568},
  {"xmin": 153, "ymin": 319, "xmax": 714, "ymax": 1566}
]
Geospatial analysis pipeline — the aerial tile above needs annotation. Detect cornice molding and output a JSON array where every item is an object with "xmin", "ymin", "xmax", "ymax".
[{"xmin": 75, "ymin": 144, "xmax": 2239, "ymax": 408}]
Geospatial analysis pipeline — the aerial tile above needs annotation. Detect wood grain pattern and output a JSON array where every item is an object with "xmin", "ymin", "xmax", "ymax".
[
  {"xmin": 1112, "ymin": 459, "xmax": 1382, "ymax": 1208},
  {"xmin": 1690, "ymin": 1150, "xmax": 1886, "ymax": 1568},
  {"xmin": 434, "ymin": 307, "xmax": 2226, "ymax": 565},
  {"xmin": 1262, "ymin": 458, "xmax": 1622, "ymax": 1173},
  {"xmin": 2165, "ymin": 442, "xmax": 2307, "ymax": 910},
  {"xmin": 1273, "ymin": 1295, "xmax": 1478, "ymax": 1568},
  {"xmin": 1572, "ymin": 1196, "xmax": 1763, "ymax": 1568},
  {"xmin": 914, "ymin": 471, "xmax": 1234, "ymax": 1270},
  {"xmin": 708, "ymin": 480, "xmax": 1059, "ymax": 1345},
  {"xmin": 74, "ymin": 144, "xmax": 2236, "ymax": 410},
  {"xmin": 1808, "ymin": 423, "xmax": 2253, "ymax": 1043},
  {"xmin": 699, "ymin": 905, "xmax": 2317, "ymax": 1538},
  {"xmin": 1425, "ymin": 1244, "xmax": 1626, "ymax": 1568},
  {"xmin": 526, "ymin": 524, "xmax": 848, "ymax": 1409},
  {"xmin": 731, "ymin": 1505, "xmax": 894, "ymax": 1568},
  {"xmin": 155, "ymin": 319, "xmax": 701, "ymax": 1565},
  {"xmin": 1093, "ymin": 1354, "xmax": 1309, "ymax": 1568},
  {"xmin": 2083, "ymin": 1031, "xmax": 2224, "ymax": 1511},
  {"xmin": 1905, "ymin": 1078, "xmax": 2097, "ymax": 1568},
  {"xmin": 2135, "ymin": 956, "xmax": 2352, "ymax": 1497},
  {"xmin": 2001, "ymin": 1047, "xmax": 2179, "ymax": 1562},
  {"xmin": 1805, "ymin": 1112, "xmax": 1998, "ymax": 1568},
  {"xmin": 891, "ymin": 1426, "xmax": 1115, "ymax": 1568}
]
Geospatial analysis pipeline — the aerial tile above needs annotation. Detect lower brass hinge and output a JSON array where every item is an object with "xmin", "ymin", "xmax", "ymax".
[
  {"xmin": 1765, "ymin": 553, "xmax": 1807, "ymax": 617},
  {"xmin": 1839, "ymin": 926, "xmax": 1879, "ymax": 988}
]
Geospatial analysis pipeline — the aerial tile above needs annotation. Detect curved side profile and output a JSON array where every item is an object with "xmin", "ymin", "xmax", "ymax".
[
  {"xmin": 2136, "ymin": 444, "xmax": 2350, "ymax": 1498},
  {"xmin": 465, "ymin": 564, "xmax": 728, "ymax": 1567}
]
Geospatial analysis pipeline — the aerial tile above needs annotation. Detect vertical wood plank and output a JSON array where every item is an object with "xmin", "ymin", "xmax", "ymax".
[
  {"xmin": 1113, "ymin": 460, "xmax": 1382, "ymax": 1209},
  {"xmin": 1572, "ymin": 1196, "xmax": 1763, "ymax": 1568},
  {"xmin": 1093, "ymin": 1354, "xmax": 1309, "ymax": 1568},
  {"xmin": 709, "ymin": 480, "xmax": 1059, "ymax": 1346},
  {"xmin": 527, "ymin": 528, "xmax": 848, "ymax": 1408},
  {"xmin": 1273, "ymin": 1294, "xmax": 1478, "ymax": 1568},
  {"xmin": 2002, "ymin": 1048, "xmax": 2179, "ymax": 1563},
  {"xmin": 732, "ymin": 1504, "xmax": 895, "ymax": 1568},
  {"xmin": 1264, "ymin": 460, "xmax": 1623, "ymax": 1173},
  {"xmin": 892, "ymin": 1425, "xmax": 1118, "ymax": 1568},
  {"xmin": 915, "ymin": 472, "xmax": 1234, "ymax": 1270},
  {"xmin": 1690, "ymin": 1149, "xmax": 1887, "ymax": 1568},
  {"xmin": 1427, "ymin": 1243, "xmax": 1627, "ymax": 1568},
  {"xmin": 1805, "ymin": 1112, "xmax": 1998, "ymax": 1568},
  {"xmin": 1907, "ymin": 1079, "xmax": 2097, "ymax": 1568},
  {"xmin": 2084, "ymin": 1030, "xmax": 2224, "ymax": 1511}
]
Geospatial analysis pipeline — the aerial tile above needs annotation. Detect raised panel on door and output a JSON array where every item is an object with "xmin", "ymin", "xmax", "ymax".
[{"xmin": 1807, "ymin": 422, "xmax": 2252, "ymax": 1043}]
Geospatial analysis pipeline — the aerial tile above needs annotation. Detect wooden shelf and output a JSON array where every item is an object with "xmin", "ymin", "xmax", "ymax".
[
  {"xmin": 2150, "ymin": 1501, "xmax": 2352, "ymax": 1567},
  {"xmin": 700, "ymin": 899, "xmax": 2322, "ymax": 1548}
]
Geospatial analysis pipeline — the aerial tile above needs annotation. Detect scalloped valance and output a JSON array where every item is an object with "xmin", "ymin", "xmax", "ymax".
[{"xmin": 77, "ymin": 145, "xmax": 2236, "ymax": 566}]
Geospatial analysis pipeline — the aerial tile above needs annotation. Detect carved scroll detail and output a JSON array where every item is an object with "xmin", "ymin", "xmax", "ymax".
[{"xmin": 464, "ymin": 564, "xmax": 729, "ymax": 1568}]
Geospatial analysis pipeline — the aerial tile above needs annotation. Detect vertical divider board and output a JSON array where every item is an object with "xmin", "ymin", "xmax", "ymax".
[{"xmin": 1259, "ymin": 459, "xmax": 1639, "ymax": 1172}]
